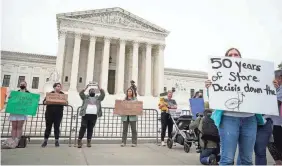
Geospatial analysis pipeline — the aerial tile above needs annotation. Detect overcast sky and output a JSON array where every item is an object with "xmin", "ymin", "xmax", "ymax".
[{"xmin": 1, "ymin": 0, "xmax": 282, "ymax": 71}]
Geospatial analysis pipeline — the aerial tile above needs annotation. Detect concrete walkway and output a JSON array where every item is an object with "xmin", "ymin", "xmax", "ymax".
[{"xmin": 1, "ymin": 144, "xmax": 275, "ymax": 165}]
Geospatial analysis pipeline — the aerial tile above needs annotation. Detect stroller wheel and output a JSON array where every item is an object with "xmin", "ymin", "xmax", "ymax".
[
  {"xmin": 184, "ymin": 143, "xmax": 190, "ymax": 153},
  {"xmin": 167, "ymin": 138, "xmax": 173, "ymax": 149}
]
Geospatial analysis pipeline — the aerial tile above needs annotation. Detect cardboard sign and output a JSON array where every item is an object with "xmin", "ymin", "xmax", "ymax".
[
  {"xmin": 208, "ymin": 56, "xmax": 278, "ymax": 115},
  {"xmin": 189, "ymin": 98, "xmax": 205, "ymax": 119},
  {"xmin": 114, "ymin": 100, "xmax": 143, "ymax": 115},
  {"xmin": 45, "ymin": 93, "xmax": 68, "ymax": 105},
  {"xmin": 5, "ymin": 91, "xmax": 40, "ymax": 116},
  {"xmin": 1, "ymin": 87, "xmax": 7, "ymax": 110}
]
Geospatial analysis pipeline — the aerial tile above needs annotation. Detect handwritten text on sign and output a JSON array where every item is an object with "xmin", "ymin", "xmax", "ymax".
[
  {"xmin": 46, "ymin": 93, "xmax": 68, "ymax": 105},
  {"xmin": 208, "ymin": 57, "xmax": 278, "ymax": 115},
  {"xmin": 5, "ymin": 91, "xmax": 40, "ymax": 116},
  {"xmin": 114, "ymin": 100, "xmax": 143, "ymax": 116}
]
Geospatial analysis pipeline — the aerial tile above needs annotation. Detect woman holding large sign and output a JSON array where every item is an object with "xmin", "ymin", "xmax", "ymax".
[
  {"xmin": 120, "ymin": 88, "xmax": 138, "ymax": 147},
  {"xmin": 205, "ymin": 48, "xmax": 264, "ymax": 165},
  {"xmin": 42, "ymin": 83, "xmax": 67, "ymax": 147},
  {"xmin": 8, "ymin": 81, "xmax": 29, "ymax": 142}
]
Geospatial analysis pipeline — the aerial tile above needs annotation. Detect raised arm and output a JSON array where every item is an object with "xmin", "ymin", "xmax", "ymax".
[
  {"xmin": 97, "ymin": 88, "xmax": 105, "ymax": 101},
  {"xmin": 79, "ymin": 89, "xmax": 86, "ymax": 100},
  {"xmin": 79, "ymin": 85, "xmax": 89, "ymax": 100}
]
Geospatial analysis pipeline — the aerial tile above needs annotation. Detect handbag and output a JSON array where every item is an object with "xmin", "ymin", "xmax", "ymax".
[{"xmin": 17, "ymin": 136, "xmax": 30, "ymax": 148}]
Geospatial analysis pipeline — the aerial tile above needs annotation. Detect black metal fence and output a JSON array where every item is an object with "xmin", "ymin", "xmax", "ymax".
[
  {"xmin": 1, "ymin": 105, "xmax": 161, "ymax": 145},
  {"xmin": 1, "ymin": 104, "xmax": 192, "ymax": 146},
  {"xmin": 72, "ymin": 107, "xmax": 159, "ymax": 146},
  {"xmin": 0, "ymin": 104, "xmax": 75, "ymax": 146}
]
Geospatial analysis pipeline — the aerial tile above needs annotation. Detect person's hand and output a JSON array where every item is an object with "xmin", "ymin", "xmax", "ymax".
[
  {"xmin": 273, "ymin": 79, "xmax": 279, "ymax": 89},
  {"xmin": 205, "ymin": 80, "xmax": 212, "ymax": 88}
]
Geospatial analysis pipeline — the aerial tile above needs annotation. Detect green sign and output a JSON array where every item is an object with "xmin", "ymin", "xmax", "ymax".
[{"xmin": 5, "ymin": 91, "xmax": 40, "ymax": 116}]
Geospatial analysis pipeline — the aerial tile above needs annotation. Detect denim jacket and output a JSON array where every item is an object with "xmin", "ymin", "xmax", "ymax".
[{"xmin": 79, "ymin": 89, "xmax": 105, "ymax": 117}]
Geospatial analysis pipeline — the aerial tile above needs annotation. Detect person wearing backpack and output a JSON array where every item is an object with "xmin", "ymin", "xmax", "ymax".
[{"xmin": 189, "ymin": 109, "xmax": 220, "ymax": 165}]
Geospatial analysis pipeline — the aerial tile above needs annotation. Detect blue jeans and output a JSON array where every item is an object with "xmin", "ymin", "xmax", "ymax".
[
  {"xmin": 219, "ymin": 115, "xmax": 257, "ymax": 165},
  {"xmin": 200, "ymin": 147, "xmax": 220, "ymax": 165},
  {"xmin": 254, "ymin": 119, "xmax": 273, "ymax": 165},
  {"xmin": 237, "ymin": 119, "xmax": 272, "ymax": 165}
]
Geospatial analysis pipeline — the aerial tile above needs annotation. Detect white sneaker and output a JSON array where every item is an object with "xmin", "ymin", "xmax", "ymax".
[{"xmin": 161, "ymin": 141, "xmax": 166, "ymax": 146}]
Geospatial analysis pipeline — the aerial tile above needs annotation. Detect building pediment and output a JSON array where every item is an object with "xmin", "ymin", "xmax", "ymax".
[{"xmin": 57, "ymin": 7, "xmax": 169, "ymax": 35}]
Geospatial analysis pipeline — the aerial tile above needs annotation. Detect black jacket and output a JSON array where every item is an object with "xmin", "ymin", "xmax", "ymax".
[{"xmin": 43, "ymin": 91, "xmax": 66, "ymax": 112}]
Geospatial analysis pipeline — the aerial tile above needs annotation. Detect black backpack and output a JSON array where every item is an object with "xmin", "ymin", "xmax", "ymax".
[
  {"xmin": 201, "ymin": 116, "xmax": 220, "ymax": 144},
  {"xmin": 17, "ymin": 136, "xmax": 30, "ymax": 148}
]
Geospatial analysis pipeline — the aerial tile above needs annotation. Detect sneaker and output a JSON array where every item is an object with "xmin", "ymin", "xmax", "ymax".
[
  {"xmin": 173, "ymin": 143, "xmax": 176, "ymax": 146},
  {"xmin": 120, "ymin": 143, "xmax": 126, "ymax": 147},
  {"xmin": 41, "ymin": 141, "xmax": 47, "ymax": 148},
  {"xmin": 87, "ymin": 139, "xmax": 91, "ymax": 147},
  {"xmin": 161, "ymin": 141, "xmax": 166, "ymax": 146},
  {"xmin": 77, "ymin": 139, "xmax": 82, "ymax": 148},
  {"xmin": 55, "ymin": 141, "xmax": 60, "ymax": 147},
  {"xmin": 209, "ymin": 154, "xmax": 217, "ymax": 165},
  {"xmin": 131, "ymin": 144, "xmax": 137, "ymax": 147}
]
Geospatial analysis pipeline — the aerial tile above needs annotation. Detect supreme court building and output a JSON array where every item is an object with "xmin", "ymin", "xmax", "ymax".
[
  {"xmin": 55, "ymin": 7, "xmax": 168, "ymax": 96},
  {"xmin": 1, "ymin": 7, "xmax": 208, "ymax": 109}
]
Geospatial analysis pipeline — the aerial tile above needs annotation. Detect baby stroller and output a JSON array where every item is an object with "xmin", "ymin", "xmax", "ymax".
[{"xmin": 167, "ymin": 110, "xmax": 198, "ymax": 153}]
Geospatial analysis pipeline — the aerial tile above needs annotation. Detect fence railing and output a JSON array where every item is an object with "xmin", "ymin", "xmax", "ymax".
[
  {"xmin": 0, "ymin": 104, "xmax": 75, "ymax": 146},
  {"xmin": 1, "ymin": 105, "xmax": 162, "ymax": 146},
  {"xmin": 1, "ymin": 104, "xmax": 191, "ymax": 146},
  {"xmin": 72, "ymin": 107, "xmax": 159, "ymax": 146}
]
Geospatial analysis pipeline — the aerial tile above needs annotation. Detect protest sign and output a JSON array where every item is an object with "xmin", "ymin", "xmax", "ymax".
[
  {"xmin": 189, "ymin": 98, "xmax": 205, "ymax": 119},
  {"xmin": 5, "ymin": 91, "xmax": 40, "ymax": 116},
  {"xmin": 114, "ymin": 100, "xmax": 143, "ymax": 115},
  {"xmin": 1, "ymin": 87, "xmax": 7, "ymax": 110},
  {"xmin": 208, "ymin": 56, "xmax": 278, "ymax": 115},
  {"xmin": 45, "ymin": 93, "xmax": 68, "ymax": 105}
]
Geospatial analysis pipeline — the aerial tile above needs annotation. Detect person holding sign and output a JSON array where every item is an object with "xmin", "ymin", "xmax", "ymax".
[
  {"xmin": 120, "ymin": 88, "xmax": 138, "ymax": 147},
  {"xmin": 77, "ymin": 84, "xmax": 105, "ymax": 148},
  {"xmin": 41, "ymin": 83, "xmax": 67, "ymax": 147},
  {"xmin": 159, "ymin": 90, "xmax": 177, "ymax": 146},
  {"xmin": 8, "ymin": 81, "xmax": 29, "ymax": 143},
  {"xmin": 206, "ymin": 48, "xmax": 265, "ymax": 165}
]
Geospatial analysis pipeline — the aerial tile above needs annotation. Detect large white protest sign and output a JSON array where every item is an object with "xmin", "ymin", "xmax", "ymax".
[{"xmin": 208, "ymin": 56, "xmax": 278, "ymax": 115}]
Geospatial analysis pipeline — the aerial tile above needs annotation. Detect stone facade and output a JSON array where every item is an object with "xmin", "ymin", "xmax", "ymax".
[
  {"xmin": 1, "ymin": 50, "xmax": 208, "ymax": 109},
  {"xmin": 1, "ymin": 7, "xmax": 208, "ymax": 109}
]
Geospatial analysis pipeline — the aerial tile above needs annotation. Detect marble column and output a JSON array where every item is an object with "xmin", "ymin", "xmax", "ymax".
[
  {"xmin": 86, "ymin": 35, "xmax": 96, "ymax": 84},
  {"xmin": 100, "ymin": 37, "xmax": 111, "ymax": 93},
  {"xmin": 144, "ymin": 43, "xmax": 152, "ymax": 96},
  {"xmin": 131, "ymin": 41, "xmax": 139, "ymax": 89},
  {"xmin": 157, "ymin": 45, "xmax": 165, "ymax": 96},
  {"xmin": 69, "ymin": 33, "xmax": 81, "ymax": 91},
  {"xmin": 55, "ymin": 30, "xmax": 67, "ymax": 82},
  {"xmin": 115, "ymin": 39, "xmax": 126, "ymax": 94}
]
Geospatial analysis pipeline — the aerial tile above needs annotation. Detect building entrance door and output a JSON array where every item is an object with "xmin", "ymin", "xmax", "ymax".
[{"xmin": 107, "ymin": 70, "xmax": 115, "ymax": 94}]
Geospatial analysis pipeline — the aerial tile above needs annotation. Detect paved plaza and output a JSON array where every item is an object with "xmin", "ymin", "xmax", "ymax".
[{"xmin": 1, "ymin": 143, "xmax": 275, "ymax": 165}]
